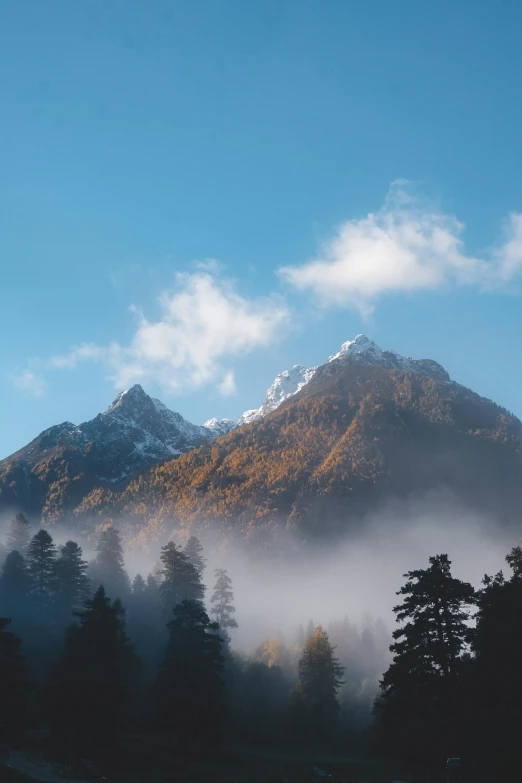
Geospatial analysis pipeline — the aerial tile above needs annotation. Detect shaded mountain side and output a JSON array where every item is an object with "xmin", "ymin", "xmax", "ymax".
[
  {"xmin": 0, "ymin": 334, "xmax": 462, "ymax": 526},
  {"xmin": 0, "ymin": 385, "xmax": 213, "ymax": 521},
  {"xmin": 72, "ymin": 359, "xmax": 522, "ymax": 546}
]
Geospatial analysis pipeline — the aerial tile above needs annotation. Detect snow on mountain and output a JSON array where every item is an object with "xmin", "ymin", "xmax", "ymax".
[
  {"xmin": 80, "ymin": 384, "xmax": 213, "ymax": 481},
  {"xmin": 239, "ymin": 364, "xmax": 317, "ymax": 424},
  {"xmin": 82, "ymin": 337, "xmax": 450, "ymax": 465},
  {"xmin": 203, "ymin": 417, "xmax": 237, "ymax": 436},
  {"xmin": 328, "ymin": 334, "xmax": 450, "ymax": 382},
  {"xmin": 205, "ymin": 335, "xmax": 450, "ymax": 435}
]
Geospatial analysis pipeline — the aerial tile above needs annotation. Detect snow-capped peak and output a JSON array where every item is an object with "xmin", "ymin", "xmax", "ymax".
[
  {"xmin": 206, "ymin": 334, "xmax": 450, "ymax": 436},
  {"xmin": 104, "ymin": 383, "xmax": 150, "ymax": 416},
  {"xmin": 236, "ymin": 364, "xmax": 317, "ymax": 426},
  {"xmin": 329, "ymin": 334, "xmax": 381, "ymax": 361},
  {"xmin": 328, "ymin": 334, "xmax": 450, "ymax": 381}
]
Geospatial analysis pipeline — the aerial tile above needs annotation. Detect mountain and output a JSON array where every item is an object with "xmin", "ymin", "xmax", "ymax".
[
  {"xmin": 206, "ymin": 334, "xmax": 449, "ymax": 432},
  {"xmin": 3, "ymin": 335, "xmax": 522, "ymax": 543},
  {"xmin": 0, "ymin": 384, "xmax": 213, "ymax": 521},
  {"xmin": 72, "ymin": 338, "xmax": 522, "ymax": 546}
]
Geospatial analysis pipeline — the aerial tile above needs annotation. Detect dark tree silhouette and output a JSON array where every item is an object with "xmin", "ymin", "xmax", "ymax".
[
  {"xmin": 156, "ymin": 599, "xmax": 224, "ymax": 747},
  {"xmin": 375, "ymin": 554, "xmax": 475, "ymax": 761},
  {"xmin": 183, "ymin": 536, "xmax": 206, "ymax": 580},
  {"xmin": 0, "ymin": 617, "xmax": 29, "ymax": 743},
  {"xmin": 158, "ymin": 542, "xmax": 204, "ymax": 619},
  {"xmin": 471, "ymin": 546, "xmax": 522, "ymax": 772},
  {"xmin": 132, "ymin": 573, "xmax": 146, "ymax": 595},
  {"xmin": 294, "ymin": 625, "xmax": 345, "ymax": 739},
  {"xmin": 210, "ymin": 568, "xmax": 238, "ymax": 641},
  {"xmin": 90, "ymin": 528, "xmax": 130, "ymax": 601},
  {"xmin": 6, "ymin": 513, "xmax": 31, "ymax": 556},
  {"xmin": 27, "ymin": 530, "xmax": 57, "ymax": 612},
  {"xmin": 51, "ymin": 586, "xmax": 140, "ymax": 752},
  {"xmin": 0, "ymin": 550, "xmax": 30, "ymax": 620},
  {"xmin": 55, "ymin": 541, "xmax": 90, "ymax": 621}
]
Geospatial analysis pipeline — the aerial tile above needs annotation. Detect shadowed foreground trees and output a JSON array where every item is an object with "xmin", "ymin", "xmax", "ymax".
[
  {"xmin": 470, "ymin": 546, "xmax": 522, "ymax": 773},
  {"xmin": 0, "ymin": 617, "xmax": 29, "ymax": 744},
  {"xmin": 374, "ymin": 554, "xmax": 475, "ymax": 762},
  {"xmin": 51, "ymin": 586, "xmax": 141, "ymax": 751},
  {"xmin": 156, "ymin": 599, "xmax": 224, "ymax": 748}
]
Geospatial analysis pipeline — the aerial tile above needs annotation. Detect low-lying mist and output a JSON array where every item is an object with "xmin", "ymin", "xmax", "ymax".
[{"xmin": 1, "ymin": 490, "xmax": 517, "ymax": 656}]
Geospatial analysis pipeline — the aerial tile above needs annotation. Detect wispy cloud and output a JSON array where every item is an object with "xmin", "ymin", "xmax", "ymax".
[
  {"xmin": 8, "ymin": 369, "xmax": 47, "ymax": 397},
  {"xmin": 46, "ymin": 272, "xmax": 289, "ymax": 395},
  {"xmin": 279, "ymin": 181, "xmax": 522, "ymax": 316},
  {"xmin": 218, "ymin": 370, "xmax": 237, "ymax": 396}
]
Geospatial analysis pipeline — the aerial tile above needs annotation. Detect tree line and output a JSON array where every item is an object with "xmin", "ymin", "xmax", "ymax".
[
  {"xmin": 0, "ymin": 514, "xmax": 367, "ymax": 763},
  {"xmin": 374, "ymin": 550, "xmax": 522, "ymax": 776},
  {"xmin": 4, "ymin": 512, "xmax": 516, "ymax": 774}
]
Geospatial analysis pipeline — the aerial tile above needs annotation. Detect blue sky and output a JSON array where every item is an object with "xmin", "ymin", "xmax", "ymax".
[{"xmin": 2, "ymin": 0, "xmax": 522, "ymax": 458}]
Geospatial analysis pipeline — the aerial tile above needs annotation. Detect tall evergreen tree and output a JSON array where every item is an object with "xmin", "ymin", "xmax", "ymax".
[
  {"xmin": 55, "ymin": 541, "xmax": 90, "ymax": 622},
  {"xmin": 375, "ymin": 554, "xmax": 475, "ymax": 761},
  {"xmin": 132, "ymin": 573, "xmax": 146, "ymax": 596},
  {"xmin": 471, "ymin": 547, "xmax": 522, "ymax": 772},
  {"xmin": 51, "ymin": 586, "xmax": 140, "ymax": 751},
  {"xmin": 127, "ymin": 574, "xmax": 162, "ymax": 669},
  {"xmin": 158, "ymin": 542, "xmax": 204, "ymax": 619},
  {"xmin": 295, "ymin": 625, "xmax": 345, "ymax": 738},
  {"xmin": 0, "ymin": 550, "xmax": 30, "ymax": 620},
  {"xmin": 210, "ymin": 568, "xmax": 238, "ymax": 640},
  {"xmin": 0, "ymin": 617, "xmax": 29, "ymax": 743},
  {"xmin": 26, "ymin": 530, "xmax": 57, "ymax": 611},
  {"xmin": 90, "ymin": 527, "xmax": 130, "ymax": 601},
  {"xmin": 156, "ymin": 599, "xmax": 224, "ymax": 747},
  {"xmin": 183, "ymin": 536, "xmax": 206, "ymax": 580},
  {"xmin": 6, "ymin": 513, "xmax": 31, "ymax": 555}
]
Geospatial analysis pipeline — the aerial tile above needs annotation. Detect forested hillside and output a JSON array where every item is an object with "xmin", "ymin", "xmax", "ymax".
[{"xmin": 74, "ymin": 356, "xmax": 522, "ymax": 547}]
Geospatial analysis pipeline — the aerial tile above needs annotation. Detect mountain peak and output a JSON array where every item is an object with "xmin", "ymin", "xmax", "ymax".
[
  {"xmin": 329, "ymin": 334, "xmax": 450, "ymax": 382},
  {"xmin": 105, "ymin": 384, "xmax": 151, "ymax": 416}
]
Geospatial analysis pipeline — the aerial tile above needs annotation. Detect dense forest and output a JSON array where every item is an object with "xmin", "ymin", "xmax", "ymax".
[{"xmin": 1, "ymin": 512, "xmax": 522, "ymax": 780}]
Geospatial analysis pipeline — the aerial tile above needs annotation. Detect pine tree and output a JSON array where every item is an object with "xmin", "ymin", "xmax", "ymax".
[
  {"xmin": 90, "ymin": 527, "xmax": 130, "ymax": 601},
  {"xmin": 51, "ymin": 586, "xmax": 140, "ymax": 750},
  {"xmin": 0, "ymin": 550, "xmax": 30, "ymax": 620},
  {"xmin": 471, "ymin": 547, "xmax": 522, "ymax": 771},
  {"xmin": 296, "ymin": 625, "xmax": 345, "ymax": 736},
  {"xmin": 7, "ymin": 513, "xmax": 31, "ymax": 555},
  {"xmin": 54, "ymin": 541, "xmax": 90, "ymax": 622},
  {"xmin": 156, "ymin": 599, "xmax": 224, "ymax": 747},
  {"xmin": 26, "ymin": 530, "xmax": 57, "ymax": 611},
  {"xmin": 210, "ymin": 568, "xmax": 238, "ymax": 641},
  {"xmin": 158, "ymin": 542, "xmax": 204, "ymax": 619},
  {"xmin": 127, "ymin": 574, "xmax": 162, "ymax": 668},
  {"xmin": 0, "ymin": 617, "xmax": 29, "ymax": 742},
  {"xmin": 184, "ymin": 536, "xmax": 206, "ymax": 580},
  {"xmin": 375, "ymin": 554, "xmax": 475, "ymax": 761},
  {"xmin": 132, "ymin": 573, "xmax": 146, "ymax": 596}
]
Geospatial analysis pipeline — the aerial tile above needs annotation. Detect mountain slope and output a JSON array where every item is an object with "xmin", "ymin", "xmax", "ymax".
[
  {"xmin": 74, "ymin": 351, "xmax": 522, "ymax": 545},
  {"xmin": 0, "ymin": 384, "xmax": 213, "ymax": 521}
]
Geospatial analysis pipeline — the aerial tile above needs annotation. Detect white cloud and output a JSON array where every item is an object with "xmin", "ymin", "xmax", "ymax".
[
  {"xmin": 218, "ymin": 370, "xmax": 237, "ymax": 396},
  {"xmin": 279, "ymin": 181, "xmax": 522, "ymax": 315},
  {"xmin": 49, "ymin": 272, "xmax": 289, "ymax": 394},
  {"xmin": 8, "ymin": 369, "xmax": 47, "ymax": 397}
]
